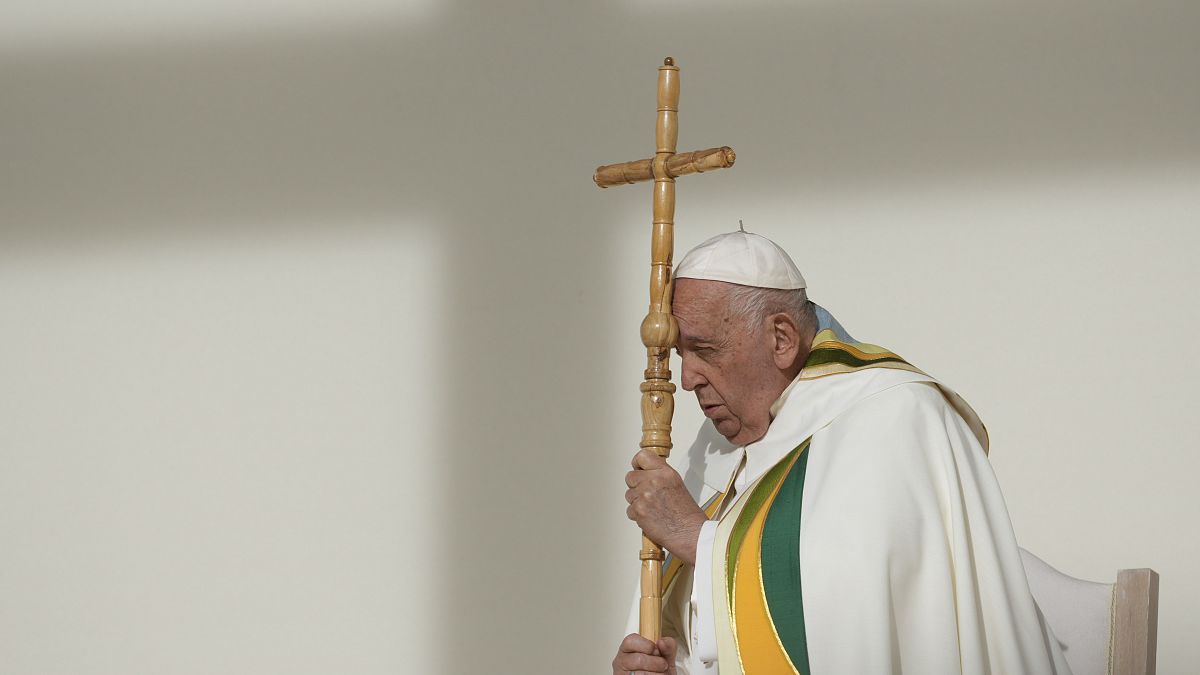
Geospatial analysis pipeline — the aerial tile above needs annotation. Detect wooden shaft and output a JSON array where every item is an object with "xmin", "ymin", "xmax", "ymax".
[
  {"xmin": 593, "ymin": 146, "xmax": 736, "ymax": 188},
  {"xmin": 638, "ymin": 56, "xmax": 681, "ymax": 644},
  {"xmin": 638, "ymin": 533, "xmax": 664, "ymax": 641}
]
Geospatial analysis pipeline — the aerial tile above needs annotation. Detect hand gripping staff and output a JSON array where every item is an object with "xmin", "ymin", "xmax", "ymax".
[{"xmin": 593, "ymin": 57, "xmax": 735, "ymax": 643}]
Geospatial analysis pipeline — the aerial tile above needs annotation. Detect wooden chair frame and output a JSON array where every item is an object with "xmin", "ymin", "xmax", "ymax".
[{"xmin": 1113, "ymin": 567, "xmax": 1160, "ymax": 675}]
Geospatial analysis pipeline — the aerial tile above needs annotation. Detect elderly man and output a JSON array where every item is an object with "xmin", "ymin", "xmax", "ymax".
[{"xmin": 612, "ymin": 231, "xmax": 1071, "ymax": 675}]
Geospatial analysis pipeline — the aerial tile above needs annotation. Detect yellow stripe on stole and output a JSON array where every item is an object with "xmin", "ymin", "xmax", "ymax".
[
  {"xmin": 810, "ymin": 333, "xmax": 898, "ymax": 358},
  {"xmin": 800, "ymin": 359, "xmax": 924, "ymax": 381},
  {"xmin": 702, "ymin": 492, "xmax": 727, "ymax": 519},
  {"xmin": 731, "ymin": 454, "xmax": 803, "ymax": 675},
  {"xmin": 714, "ymin": 486, "xmax": 756, "ymax": 673},
  {"xmin": 810, "ymin": 329, "xmax": 900, "ymax": 356}
]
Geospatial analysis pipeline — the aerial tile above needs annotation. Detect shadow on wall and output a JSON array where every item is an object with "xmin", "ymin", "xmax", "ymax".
[{"xmin": 1, "ymin": 1, "xmax": 1197, "ymax": 673}]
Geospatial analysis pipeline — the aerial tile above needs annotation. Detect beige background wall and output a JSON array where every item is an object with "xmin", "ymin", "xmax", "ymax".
[{"xmin": 2, "ymin": 1, "xmax": 1197, "ymax": 673}]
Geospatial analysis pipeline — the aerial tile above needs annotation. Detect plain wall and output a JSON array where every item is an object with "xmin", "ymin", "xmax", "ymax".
[{"xmin": 2, "ymin": 1, "xmax": 1197, "ymax": 673}]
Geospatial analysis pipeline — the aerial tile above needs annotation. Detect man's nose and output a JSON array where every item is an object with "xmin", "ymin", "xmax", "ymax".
[{"xmin": 679, "ymin": 355, "xmax": 704, "ymax": 391}]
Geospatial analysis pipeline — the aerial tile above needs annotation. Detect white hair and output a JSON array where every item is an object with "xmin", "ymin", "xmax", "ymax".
[{"xmin": 725, "ymin": 284, "xmax": 817, "ymax": 334}]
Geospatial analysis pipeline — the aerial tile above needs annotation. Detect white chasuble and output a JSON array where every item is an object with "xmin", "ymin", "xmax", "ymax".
[{"xmin": 625, "ymin": 306, "xmax": 1071, "ymax": 675}]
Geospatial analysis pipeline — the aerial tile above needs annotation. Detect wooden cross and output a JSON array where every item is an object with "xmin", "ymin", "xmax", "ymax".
[{"xmin": 593, "ymin": 56, "xmax": 735, "ymax": 643}]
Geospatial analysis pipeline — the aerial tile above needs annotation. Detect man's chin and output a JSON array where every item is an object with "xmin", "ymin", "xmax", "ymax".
[
  {"xmin": 713, "ymin": 419, "xmax": 742, "ymax": 442},
  {"xmin": 715, "ymin": 420, "xmax": 766, "ymax": 446}
]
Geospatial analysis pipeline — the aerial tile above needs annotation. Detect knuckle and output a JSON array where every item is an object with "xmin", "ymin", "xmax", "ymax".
[{"xmin": 633, "ymin": 654, "xmax": 666, "ymax": 671}]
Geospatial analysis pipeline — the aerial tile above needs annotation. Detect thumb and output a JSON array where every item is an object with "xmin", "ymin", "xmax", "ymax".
[
  {"xmin": 633, "ymin": 449, "xmax": 667, "ymax": 470},
  {"xmin": 657, "ymin": 636, "xmax": 677, "ymax": 660}
]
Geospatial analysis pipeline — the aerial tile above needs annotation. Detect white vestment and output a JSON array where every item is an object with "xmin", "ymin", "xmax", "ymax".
[{"xmin": 624, "ymin": 317, "xmax": 1071, "ymax": 675}]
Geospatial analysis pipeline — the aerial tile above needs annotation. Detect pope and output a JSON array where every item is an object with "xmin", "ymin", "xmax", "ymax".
[{"xmin": 611, "ymin": 230, "xmax": 1072, "ymax": 674}]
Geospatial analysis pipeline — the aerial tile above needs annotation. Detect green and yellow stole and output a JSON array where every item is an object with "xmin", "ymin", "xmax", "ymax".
[
  {"xmin": 710, "ymin": 324, "xmax": 923, "ymax": 674},
  {"xmin": 714, "ymin": 440, "xmax": 813, "ymax": 674}
]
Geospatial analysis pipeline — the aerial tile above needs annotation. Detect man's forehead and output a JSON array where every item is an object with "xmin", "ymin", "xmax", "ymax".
[
  {"xmin": 672, "ymin": 278, "xmax": 733, "ymax": 310},
  {"xmin": 673, "ymin": 311, "xmax": 716, "ymax": 343},
  {"xmin": 673, "ymin": 279, "xmax": 734, "ymax": 341}
]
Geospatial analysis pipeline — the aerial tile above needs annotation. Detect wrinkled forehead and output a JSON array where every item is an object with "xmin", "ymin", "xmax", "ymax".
[{"xmin": 672, "ymin": 278, "xmax": 736, "ymax": 337}]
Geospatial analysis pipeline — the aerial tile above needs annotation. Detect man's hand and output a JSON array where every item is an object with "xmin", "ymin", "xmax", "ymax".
[
  {"xmin": 612, "ymin": 633, "xmax": 678, "ymax": 675},
  {"xmin": 626, "ymin": 449, "xmax": 708, "ymax": 565}
]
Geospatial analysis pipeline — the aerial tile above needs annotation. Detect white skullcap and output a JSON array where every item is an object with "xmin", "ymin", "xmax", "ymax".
[{"xmin": 674, "ymin": 230, "xmax": 806, "ymax": 290}]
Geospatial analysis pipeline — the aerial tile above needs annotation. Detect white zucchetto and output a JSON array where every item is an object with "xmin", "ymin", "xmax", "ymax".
[{"xmin": 674, "ymin": 230, "xmax": 807, "ymax": 290}]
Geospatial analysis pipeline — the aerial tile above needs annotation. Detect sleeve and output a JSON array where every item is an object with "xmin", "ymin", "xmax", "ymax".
[{"xmin": 688, "ymin": 519, "xmax": 721, "ymax": 664}]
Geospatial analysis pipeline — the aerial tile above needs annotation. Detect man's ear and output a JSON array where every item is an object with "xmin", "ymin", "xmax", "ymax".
[{"xmin": 769, "ymin": 312, "xmax": 803, "ymax": 370}]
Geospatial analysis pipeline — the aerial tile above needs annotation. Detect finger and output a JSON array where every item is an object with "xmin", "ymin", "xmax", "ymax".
[
  {"xmin": 614, "ymin": 652, "xmax": 669, "ymax": 673},
  {"xmin": 625, "ymin": 470, "xmax": 643, "ymax": 488},
  {"xmin": 625, "ymin": 488, "xmax": 636, "ymax": 505},
  {"xmin": 619, "ymin": 633, "xmax": 658, "ymax": 654},
  {"xmin": 657, "ymin": 636, "xmax": 678, "ymax": 661},
  {"xmin": 632, "ymin": 449, "xmax": 666, "ymax": 470}
]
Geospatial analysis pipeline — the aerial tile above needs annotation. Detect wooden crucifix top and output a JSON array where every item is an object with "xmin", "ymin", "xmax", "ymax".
[{"xmin": 593, "ymin": 58, "xmax": 736, "ymax": 190}]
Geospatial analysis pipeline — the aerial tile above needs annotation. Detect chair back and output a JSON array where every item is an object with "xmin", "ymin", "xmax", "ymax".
[{"xmin": 1019, "ymin": 548, "xmax": 1159, "ymax": 675}]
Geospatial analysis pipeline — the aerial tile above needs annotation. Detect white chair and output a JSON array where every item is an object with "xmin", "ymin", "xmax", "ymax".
[{"xmin": 1019, "ymin": 548, "xmax": 1159, "ymax": 675}]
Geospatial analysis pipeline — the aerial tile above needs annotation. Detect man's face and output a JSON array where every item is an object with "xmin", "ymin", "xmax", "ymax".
[{"xmin": 672, "ymin": 278, "xmax": 781, "ymax": 446}]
